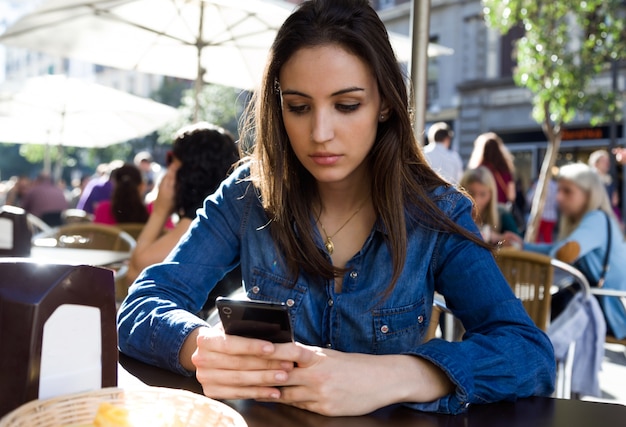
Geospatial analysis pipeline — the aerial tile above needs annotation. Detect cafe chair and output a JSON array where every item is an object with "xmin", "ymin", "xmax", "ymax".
[
  {"xmin": 26, "ymin": 213, "xmax": 53, "ymax": 236},
  {"xmin": 424, "ymin": 295, "xmax": 464, "ymax": 343},
  {"xmin": 32, "ymin": 223, "xmax": 136, "ymax": 303},
  {"xmin": 549, "ymin": 259, "xmax": 608, "ymax": 400},
  {"xmin": 61, "ymin": 208, "xmax": 94, "ymax": 224},
  {"xmin": 33, "ymin": 223, "xmax": 135, "ymax": 252},
  {"xmin": 495, "ymin": 248, "xmax": 553, "ymax": 331},
  {"xmin": 116, "ymin": 222, "xmax": 146, "ymax": 240},
  {"xmin": 587, "ymin": 287, "xmax": 626, "ymax": 347},
  {"xmin": 495, "ymin": 249, "xmax": 571, "ymax": 399}
]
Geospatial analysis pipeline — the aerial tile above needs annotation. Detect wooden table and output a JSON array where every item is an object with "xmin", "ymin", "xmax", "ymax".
[{"xmin": 118, "ymin": 353, "xmax": 626, "ymax": 427}]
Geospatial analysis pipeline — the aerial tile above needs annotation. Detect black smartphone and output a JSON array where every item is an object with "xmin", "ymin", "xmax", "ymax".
[{"xmin": 215, "ymin": 297, "xmax": 294, "ymax": 343}]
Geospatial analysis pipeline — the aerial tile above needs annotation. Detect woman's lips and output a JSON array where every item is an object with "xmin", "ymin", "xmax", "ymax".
[{"xmin": 310, "ymin": 153, "xmax": 341, "ymax": 165}]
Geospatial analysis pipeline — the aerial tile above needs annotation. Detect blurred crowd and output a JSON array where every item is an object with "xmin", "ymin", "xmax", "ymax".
[{"xmin": 423, "ymin": 122, "xmax": 625, "ymax": 246}]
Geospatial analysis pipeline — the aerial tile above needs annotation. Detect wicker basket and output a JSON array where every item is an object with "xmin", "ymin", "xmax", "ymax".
[{"xmin": 0, "ymin": 387, "xmax": 247, "ymax": 427}]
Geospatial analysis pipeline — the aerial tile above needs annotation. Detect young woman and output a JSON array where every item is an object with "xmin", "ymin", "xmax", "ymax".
[
  {"xmin": 126, "ymin": 122, "xmax": 239, "ymax": 285},
  {"xmin": 460, "ymin": 166, "xmax": 520, "ymax": 244},
  {"xmin": 118, "ymin": 0, "xmax": 555, "ymax": 416},
  {"xmin": 518, "ymin": 163, "xmax": 626, "ymax": 340},
  {"xmin": 93, "ymin": 163, "xmax": 148, "ymax": 225},
  {"xmin": 467, "ymin": 132, "xmax": 516, "ymax": 205}
]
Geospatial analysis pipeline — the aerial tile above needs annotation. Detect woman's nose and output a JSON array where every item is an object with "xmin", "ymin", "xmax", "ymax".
[{"xmin": 310, "ymin": 110, "xmax": 334, "ymax": 143}]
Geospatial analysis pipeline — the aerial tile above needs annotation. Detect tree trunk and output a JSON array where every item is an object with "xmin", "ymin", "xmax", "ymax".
[{"xmin": 524, "ymin": 103, "xmax": 562, "ymax": 243}]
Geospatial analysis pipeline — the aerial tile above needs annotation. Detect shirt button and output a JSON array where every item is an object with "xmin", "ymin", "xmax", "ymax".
[
  {"xmin": 328, "ymin": 299, "xmax": 334, "ymax": 306},
  {"xmin": 417, "ymin": 315, "xmax": 424, "ymax": 324},
  {"xmin": 251, "ymin": 286, "xmax": 260, "ymax": 294},
  {"xmin": 350, "ymin": 271, "xmax": 358, "ymax": 279},
  {"xmin": 285, "ymin": 298, "xmax": 295, "ymax": 307},
  {"xmin": 380, "ymin": 325, "xmax": 389, "ymax": 334}
]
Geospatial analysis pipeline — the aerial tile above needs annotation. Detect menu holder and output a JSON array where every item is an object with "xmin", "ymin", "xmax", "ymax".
[
  {"xmin": 0, "ymin": 206, "xmax": 32, "ymax": 257},
  {"xmin": 0, "ymin": 260, "xmax": 117, "ymax": 417}
]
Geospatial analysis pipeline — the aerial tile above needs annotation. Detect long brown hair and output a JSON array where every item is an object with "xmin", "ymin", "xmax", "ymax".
[
  {"xmin": 241, "ymin": 0, "xmax": 487, "ymax": 288},
  {"xmin": 110, "ymin": 163, "xmax": 148, "ymax": 224},
  {"xmin": 468, "ymin": 132, "xmax": 515, "ymax": 176}
]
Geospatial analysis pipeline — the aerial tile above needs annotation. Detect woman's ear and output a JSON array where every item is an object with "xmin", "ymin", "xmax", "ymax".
[{"xmin": 379, "ymin": 102, "xmax": 391, "ymax": 122}]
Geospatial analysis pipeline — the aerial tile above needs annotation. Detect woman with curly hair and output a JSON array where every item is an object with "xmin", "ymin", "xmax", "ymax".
[
  {"xmin": 126, "ymin": 122, "xmax": 239, "ymax": 284},
  {"xmin": 93, "ymin": 163, "xmax": 149, "ymax": 225}
]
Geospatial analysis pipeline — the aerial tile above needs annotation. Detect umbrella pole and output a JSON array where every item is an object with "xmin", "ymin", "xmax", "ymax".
[
  {"xmin": 410, "ymin": 0, "xmax": 431, "ymax": 145},
  {"xmin": 43, "ymin": 141, "xmax": 51, "ymax": 176},
  {"xmin": 193, "ymin": 1, "xmax": 206, "ymax": 122},
  {"xmin": 53, "ymin": 144, "xmax": 64, "ymax": 183}
]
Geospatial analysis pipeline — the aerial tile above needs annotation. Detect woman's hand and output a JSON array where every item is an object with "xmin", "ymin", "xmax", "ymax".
[
  {"xmin": 151, "ymin": 167, "xmax": 177, "ymax": 217},
  {"xmin": 500, "ymin": 231, "xmax": 523, "ymax": 248},
  {"xmin": 269, "ymin": 345, "xmax": 453, "ymax": 416},
  {"xmin": 193, "ymin": 328, "xmax": 454, "ymax": 416},
  {"xmin": 192, "ymin": 326, "xmax": 294, "ymax": 401}
]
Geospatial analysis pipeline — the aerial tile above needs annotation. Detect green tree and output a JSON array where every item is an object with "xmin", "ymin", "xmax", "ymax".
[
  {"xmin": 482, "ymin": 0, "xmax": 626, "ymax": 242},
  {"xmin": 157, "ymin": 83, "xmax": 248, "ymax": 145}
]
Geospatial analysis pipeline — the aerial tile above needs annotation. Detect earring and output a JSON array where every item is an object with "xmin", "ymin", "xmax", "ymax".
[{"xmin": 379, "ymin": 113, "xmax": 385, "ymax": 121}]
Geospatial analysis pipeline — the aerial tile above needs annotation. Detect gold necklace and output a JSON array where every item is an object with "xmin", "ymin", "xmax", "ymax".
[{"xmin": 317, "ymin": 198, "xmax": 368, "ymax": 255}]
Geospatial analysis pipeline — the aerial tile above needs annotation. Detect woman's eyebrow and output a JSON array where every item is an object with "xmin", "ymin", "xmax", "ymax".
[{"xmin": 281, "ymin": 87, "xmax": 365, "ymax": 98}]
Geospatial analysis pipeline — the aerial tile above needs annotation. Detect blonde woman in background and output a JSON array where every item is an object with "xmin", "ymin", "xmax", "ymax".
[
  {"xmin": 510, "ymin": 163, "xmax": 626, "ymax": 340},
  {"xmin": 460, "ymin": 166, "xmax": 520, "ymax": 245}
]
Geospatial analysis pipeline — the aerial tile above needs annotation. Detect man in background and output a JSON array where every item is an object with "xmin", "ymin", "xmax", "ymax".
[
  {"xmin": 423, "ymin": 122, "xmax": 463, "ymax": 185},
  {"xmin": 22, "ymin": 172, "xmax": 68, "ymax": 226}
]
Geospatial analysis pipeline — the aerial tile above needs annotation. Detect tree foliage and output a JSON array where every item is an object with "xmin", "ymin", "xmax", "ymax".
[
  {"xmin": 483, "ymin": 0, "xmax": 625, "ymax": 126},
  {"xmin": 157, "ymin": 83, "xmax": 248, "ymax": 145},
  {"xmin": 482, "ymin": 0, "xmax": 626, "ymax": 241}
]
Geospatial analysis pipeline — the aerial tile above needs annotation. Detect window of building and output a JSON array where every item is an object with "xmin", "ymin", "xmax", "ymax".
[
  {"xmin": 427, "ymin": 35, "xmax": 440, "ymax": 108},
  {"xmin": 499, "ymin": 25, "xmax": 524, "ymax": 78}
]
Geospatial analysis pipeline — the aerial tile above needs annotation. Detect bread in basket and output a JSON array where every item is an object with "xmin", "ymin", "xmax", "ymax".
[{"xmin": 0, "ymin": 387, "xmax": 247, "ymax": 427}]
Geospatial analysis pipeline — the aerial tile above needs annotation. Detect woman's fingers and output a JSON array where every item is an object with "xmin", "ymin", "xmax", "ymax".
[{"xmin": 192, "ymin": 328, "xmax": 296, "ymax": 400}]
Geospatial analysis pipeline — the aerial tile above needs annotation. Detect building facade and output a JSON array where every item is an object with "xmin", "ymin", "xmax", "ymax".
[{"xmin": 377, "ymin": 0, "xmax": 625, "ymax": 192}]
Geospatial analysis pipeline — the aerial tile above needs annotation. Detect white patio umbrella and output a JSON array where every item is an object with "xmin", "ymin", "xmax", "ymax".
[
  {"xmin": 0, "ymin": 74, "xmax": 180, "ymax": 174},
  {"xmin": 0, "ymin": 0, "xmax": 450, "ymax": 117}
]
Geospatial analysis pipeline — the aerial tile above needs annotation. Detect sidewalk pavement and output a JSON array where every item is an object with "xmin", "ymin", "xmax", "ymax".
[{"xmin": 582, "ymin": 343, "xmax": 626, "ymax": 405}]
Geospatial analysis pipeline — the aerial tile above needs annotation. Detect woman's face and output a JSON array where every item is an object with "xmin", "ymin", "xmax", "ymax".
[
  {"xmin": 279, "ymin": 44, "xmax": 386, "ymax": 187},
  {"xmin": 593, "ymin": 155, "xmax": 610, "ymax": 174},
  {"xmin": 556, "ymin": 179, "xmax": 588, "ymax": 219},
  {"xmin": 466, "ymin": 182, "xmax": 492, "ymax": 214}
]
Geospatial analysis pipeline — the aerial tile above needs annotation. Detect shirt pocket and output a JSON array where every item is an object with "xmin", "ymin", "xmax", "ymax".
[
  {"xmin": 246, "ymin": 267, "xmax": 307, "ymax": 315},
  {"xmin": 372, "ymin": 299, "xmax": 428, "ymax": 354}
]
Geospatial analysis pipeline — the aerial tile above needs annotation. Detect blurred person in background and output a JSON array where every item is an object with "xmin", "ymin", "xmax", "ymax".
[
  {"xmin": 21, "ymin": 172, "xmax": 68, "ymax": 226},
  {"xmin": 423, "ymin": 122, "xmax": 463, "ymax": 185},
  {"xmin": 134, "ymin": 150, "xmax": 160, "ymax": 198},
  {"xmin": 588, "ymin": 149, "xmax": 620, "ymax": 222},
  {"xmin": 467, "ymin": 132, "xmax": 516, "ymax": 205},
  {"xmin": 93, "ymin": 163, "xmax": 149, "ymax": 225},
  {"xmin": 76, "ymin": 160, "xmax": 124, "ymax": 214},
  {"xmin": 126, "ymin": 122, "xmax": 240, "ymax": 285},
  {"xmin": 510, "ymin": 163, "xmax": 626, "ymax": 340},
  {"xmin": 5, "ymin": 175, "xmax": 31, "ymax": 208},
  {"xmin": 68, "ymin": 175, "xmax": 92, "ymax": 208},
  {"xmin": 460, "ymin": 166, "xmax": 520, "ymax": 245}
]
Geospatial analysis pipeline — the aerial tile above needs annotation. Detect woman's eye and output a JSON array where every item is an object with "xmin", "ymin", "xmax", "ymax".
[
  {"xmin": 287, "ymin": 104, "xmax": 308, "ymax": 114},
  {"xmin": 336, "ymin": 103, "xmax": 360, "ymax": 113}
]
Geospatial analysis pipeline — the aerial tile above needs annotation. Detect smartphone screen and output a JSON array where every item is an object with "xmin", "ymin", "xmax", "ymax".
[{"xmin": 215, "ymin": 297, "xmax": 294, "ymax": 343}]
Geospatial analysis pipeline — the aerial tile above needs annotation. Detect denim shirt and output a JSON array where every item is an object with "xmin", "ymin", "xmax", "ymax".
[{"xmin": 117, "ymin": 164, "xmax": 555, "ymax": 415}]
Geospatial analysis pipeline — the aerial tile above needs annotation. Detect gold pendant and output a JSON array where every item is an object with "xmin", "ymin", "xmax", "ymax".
[{"xmin": 325, "ymin": 237, "xmax": 334, "ymax": 255}]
